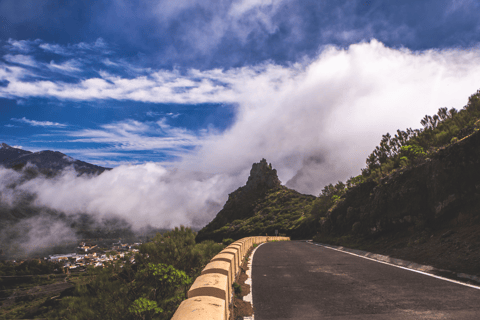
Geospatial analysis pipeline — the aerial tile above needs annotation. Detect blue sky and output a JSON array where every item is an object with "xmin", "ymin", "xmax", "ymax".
[{"xmin": 2, "ymin": 0, "xmax": 480, "ymax": 222}]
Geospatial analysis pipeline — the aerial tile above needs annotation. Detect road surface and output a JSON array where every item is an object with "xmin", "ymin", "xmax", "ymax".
[{"xmin": 252, "ymin": 241, "xmax": 480, "ymax": 319}]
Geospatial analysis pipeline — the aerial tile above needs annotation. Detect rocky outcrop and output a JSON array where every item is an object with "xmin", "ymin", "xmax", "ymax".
[
  {"xmin": 244, "ymin": 158, "xmax": 281, "ymax": 192},
  {"xmin": 319, "ymin": 130, "xmax": 480, "ymax": 238},
  {"xmin": 196, "ymin": 159, "xmax": 282, "ymax": 242}
]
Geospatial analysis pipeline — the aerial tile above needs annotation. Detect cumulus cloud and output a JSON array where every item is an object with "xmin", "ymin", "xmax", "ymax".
[
  {"xmin": 3, "ymin": 40, "xmax": 480, "ymax": 236},
  {"xmin": 4, "ymin": 40, "xmax": 480, "ymax": 194},
  {"xmin": 179, "ymin": 40, "xmax": 480, "ymax": 194}
]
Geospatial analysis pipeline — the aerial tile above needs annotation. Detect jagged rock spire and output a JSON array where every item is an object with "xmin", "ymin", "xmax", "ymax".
[{"xmin": 245, "ymin": 158, "xmax": 281, "ymax": 191}]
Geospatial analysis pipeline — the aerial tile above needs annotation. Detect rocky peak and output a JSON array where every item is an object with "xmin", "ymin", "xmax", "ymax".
[
  {"xmin": 196, "ymin": 158, "xmax": 284, "ymax": 242},
  {"xmin": 245, "ymin": 158, "xmax": 281, "ymax": 192},
  {"xmin": 1, "ymin": 143, "xmax": 12, "ymax": 149}
]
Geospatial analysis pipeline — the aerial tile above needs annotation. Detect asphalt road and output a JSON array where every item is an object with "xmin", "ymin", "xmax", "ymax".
[{"xmin": 251, "ymin": 241, "xmax": 480, "ymax": 320}]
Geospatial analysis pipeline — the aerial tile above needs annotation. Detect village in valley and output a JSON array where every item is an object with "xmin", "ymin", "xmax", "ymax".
[
  {"xmin": 46, "ymin": 241, "xmax": 142, "ymax": 273},
  {"xmin": 1, "ymin": 240, "xmax": 143, "ymax": 274}
]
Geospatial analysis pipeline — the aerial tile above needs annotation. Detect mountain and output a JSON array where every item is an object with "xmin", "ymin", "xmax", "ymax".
[
  {"xmin": 0, "ymin": 143, "xmax": 110, "ymax": 175},
  {"xmin": 196, "ymin": 158, "xmax": 316, "ymax": 242},
  {"xmin": 197, "ymin": 130, "xmax": 480, "ymax": 276}
]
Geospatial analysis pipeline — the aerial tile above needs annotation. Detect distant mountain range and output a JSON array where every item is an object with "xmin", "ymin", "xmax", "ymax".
[{"xmin": 0, "ymin": 143, "xmax": 110, "ymax": 175}]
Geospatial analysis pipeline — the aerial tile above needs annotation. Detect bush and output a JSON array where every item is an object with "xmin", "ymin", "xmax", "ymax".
[
  {"xmin": 222, "ymin": 238, "xmax": 235, "ymax": 246},
  {"xmin": 233, "ymin": 282, "xmax": 242, "ymax": 295}
]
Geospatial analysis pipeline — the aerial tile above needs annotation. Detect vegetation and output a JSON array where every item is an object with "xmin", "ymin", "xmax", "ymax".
[
  {"xmin": 208, "ymin": 186, "xmax": 316, "ymax": 240},
  {"xmin": 198, "ymin": 89, "xmax": 480, "ymax": 243},
  {"xmin": 0, "ymin": 260, "xmax": 63, "ymax": 277},
  {"xmin": 310, "ymin": 90, "xmax": 480, "ymax": 227},
  {"xmin": 233, "ymin": 282, "xmax": 242, "ymax": 296},
  {"xmin": 1, "ymin": 227, "xmax": 224, "ymax": 320},
  {"xmin": 361, "ymin": 89, "xmax": 480, "ymax": 183}
]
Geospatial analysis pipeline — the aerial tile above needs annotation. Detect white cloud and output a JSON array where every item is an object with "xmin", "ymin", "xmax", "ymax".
[
  {"xmin": 75, "ymin": 37, "xmax": 110, "ymax": 54},
  {"xmin": 179, "ymin": 40, "xmax": 480, "ymax": 194},
  {"xmin": 3, "ymin": 54, "xmax": 38, "ymax": 67},
  {"xmin": 68, "ymin": 119, "xmax": 199, "ymax": 153},
  {"xmin": 38, "ymin": 38, "xmax": 109, "ymax": 56},
  {"xmin": 3, "ymin": 39, "xmax": 480, "ymax": 203},
  {"xmin": 0, "ymin": 168, "xmax": 25, "ymax": 206},
  {"xmin": 166, "ymin": 112, "xmax": 181, "ymax": 118},
  {"xmin": 4, "ymin": 39, "xmax": 37, "ymax": 53},
  {"xmin": 445, "ymin": 0, "xmax": 479, "ymax": 14},
  {"xmin": 144, "ymin": 0, "xmax": 288, "ymax": 54},
  {"xmin": 0, "ymin": 214, "xmax": 78, "ymax": 257},
  {"xmin": 12, "ymin": 117, "xmax": 67, "ymax": 127},
  {"xmin": 39, "ymin": 43, "xmax": 72, "ymax": 56},
  {"xmin": 47, "ymin": 59, "xmax": 82, "ymax": 73},
  {"xmin": 146, "ymin": 111, "xmax": 161, "ymax": 117},
  {"xmin": 10, "ymin": 164, "xmax": 240, "ymax": 229},
  {"xmin": 102, "ymin": 58, "xmax": 118, "ymax": 66}
]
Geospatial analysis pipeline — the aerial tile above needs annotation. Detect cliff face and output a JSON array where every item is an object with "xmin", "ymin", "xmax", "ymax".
[
  {"xmin": 319, "ymin": 130, "xmax": 480, "ymax": 239},
  {"xmin": 196, "ymin": 159, "xmax": 283, "ymax": 242}
]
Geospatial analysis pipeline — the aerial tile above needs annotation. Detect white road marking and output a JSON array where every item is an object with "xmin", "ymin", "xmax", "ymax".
[
  {"xmin": 311, "ymin": 242, "xmax": 480, "ymax": 290},
  {"xmin": 244, "ymin": 243, "xmax": 265, "ymax": 320}
]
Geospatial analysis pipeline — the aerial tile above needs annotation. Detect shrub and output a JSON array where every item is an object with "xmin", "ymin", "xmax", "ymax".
[
  {"xmin": 222, "ymin": 238, "xmax": 235, "ymax": 246},
  {"xmin": 233, "ymin": 282, "xmax": 242, "ymax": 295}
]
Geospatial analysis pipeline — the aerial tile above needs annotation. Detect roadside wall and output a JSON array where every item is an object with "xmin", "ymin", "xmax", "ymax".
[{"xmin": 171, "ymin": 236, "xmax": 290, "ymax": 320}]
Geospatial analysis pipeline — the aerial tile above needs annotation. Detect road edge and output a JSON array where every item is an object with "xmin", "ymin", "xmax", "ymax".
[
  {"xmin": 309, "ymin": 240, "xmax": 480, "ymax": 290},
  {"xmin": 243, "ymin": 242, "xmax": 265, "ymax": 320}
]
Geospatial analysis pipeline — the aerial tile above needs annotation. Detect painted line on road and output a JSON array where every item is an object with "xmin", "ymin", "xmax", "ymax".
[
  {"xmin": 310, "ymin": 242, "xmax": 480, "ymax": 291},
  {"xmin": 243, "ymin": 242, "xmax": 265, "ymax": 320}
]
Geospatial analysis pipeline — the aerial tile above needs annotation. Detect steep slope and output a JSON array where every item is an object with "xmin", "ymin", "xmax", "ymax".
[
  {"xmin": 0, "ymin": 142, "xmax": 32, "ymax": 162},
  {"xmin": 317, "ymin": 129, "xmax": 480, "ymax": 238},
  {"xmin": 196, "ymin": 159, "xmax": 316, "ymax": 242},
  {"xmin": 314, "ymin": 130, "xmax": 480, "ymax": 275}
]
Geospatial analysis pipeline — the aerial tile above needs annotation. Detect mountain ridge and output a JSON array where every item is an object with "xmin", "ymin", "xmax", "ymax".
[{"xmin": 0, "ymin": 143, "xmax": 110, "ymax": 175}]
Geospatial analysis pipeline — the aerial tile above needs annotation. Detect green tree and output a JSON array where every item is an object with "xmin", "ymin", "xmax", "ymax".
[{"xmin": 129, "ymin": 297, "xmax": 163, "ymax": 320}]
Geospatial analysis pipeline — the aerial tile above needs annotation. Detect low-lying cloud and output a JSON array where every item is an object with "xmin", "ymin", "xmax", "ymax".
[
  {"xmin": 0, "ymin": 215, "xmax": 78, "ymax": 257},
  {"xmin": 3, "ymin": 164, "xmax": 241, "ymax": 230},
  {"xmin": 2, "ymin": 40, "xmax": 480, "ymax": 241},
  {"xmin": 180, "ymin": 40, "xmax": 480, "ymax": 194}
]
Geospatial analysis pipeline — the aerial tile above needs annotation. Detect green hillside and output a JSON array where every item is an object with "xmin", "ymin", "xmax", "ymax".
[
  {"xmin": 197, "ymin": 185, "xmax": 316, "ymax": 242},
  {"xmin": 196, "ymin": 159, "xmax": 316, "ymax": 242},
  {"xmin": 198, "ymin": 89, "xmax": 480, "ymax": 277}
]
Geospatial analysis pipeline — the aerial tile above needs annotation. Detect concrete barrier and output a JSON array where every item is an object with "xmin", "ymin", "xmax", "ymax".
[
  {"xmin": 171, "ymin": 296, "xmax": 226, "ymax": 320},
  {"xmin": 202, "ymin": 260, "xmax": 233, "ymax": 301},
  {"xmin": 229, "ymin": 242, "xmax": 244, "ymax": 261},
  {"xmin": 188, "ymin": 273, "xmax": 229, "ymax": 320},
  {"xmin": 226, "ymin": 244, "xmax": 243, "ymax": 269},
  {"xmin": 211, "ymin": 252, "xmax": 236, "ymax": 278},
  {"xmin": 172, "ymin": 236, "xmax": 290, "ymax": 320},
  {"xmin": 219, "ymin": 248, "xmax": 240, "ymax": 276}
]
